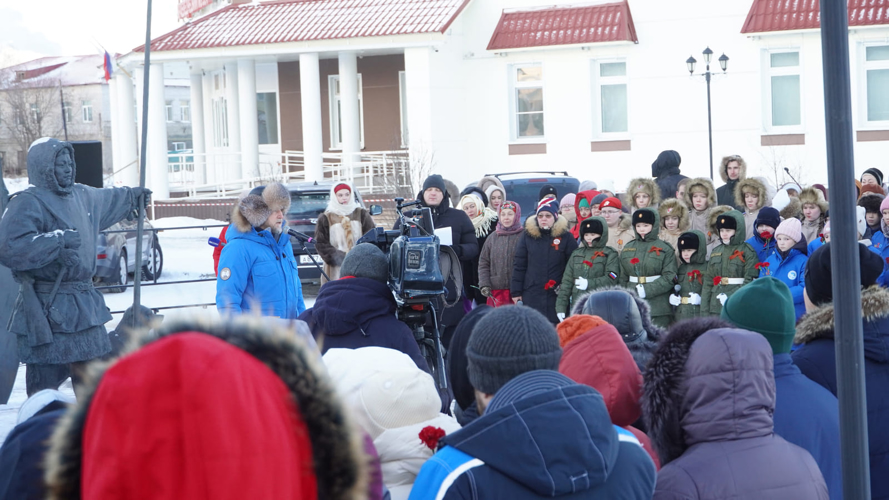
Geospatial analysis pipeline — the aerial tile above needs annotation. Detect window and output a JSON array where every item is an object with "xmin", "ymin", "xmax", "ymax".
[
  {"xmin": 767, "ymin": 51, "xmax": 802, "ymax": 128},
  {"xmin": 165, "ymin": 100, "xmax": 174, "ymax": 122},
  {"xmin": 257, "ymin": 93, "xmax": 278, "ymax": 145},
  {"xmin": 328, "ymin": 74, "xmax": 365, "ymax": 149},
  {"xmin": 592, "ymin": 60, "xmax": 629, "ymax": 135},
  {"xmin": 13, "ymin": 109, "xmax": 23, "ymax": 126},
  {"xmin": 510, "ymin": 64, "xmax": 545, "ymax": 140},
  {"xmin": 29, "ymin": 103, "xmax": 39, "ymax": 122},
  {"xmin": 172, "ymin": 142, "xmax": 186, "ymax": 151},
  {"xmin": 212, "ymin": 97, "xmax": 229, "ymax": 147},
  {"xmin": 399, "ymin": 71, "xmax": 408, "ymax": 147},
  {"xmin": 864, "ymin": 45, "xmax": 889, "ymax": 124},
  {"xmin": 63, "ymin": 102, "xmax": 72, "ymax": 123},
  {"xmin": 180, "ymin": 100, "xmax": 190, "ymax": 122},
  {"xmin": 82, "ymin": 100, "xmax": 93, "ymax": 122}
]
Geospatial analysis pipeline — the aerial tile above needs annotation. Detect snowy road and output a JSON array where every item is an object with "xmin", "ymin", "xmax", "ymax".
[{"xmin": 1, "ymin": 216, "xmax": 316, "ymax": 443}]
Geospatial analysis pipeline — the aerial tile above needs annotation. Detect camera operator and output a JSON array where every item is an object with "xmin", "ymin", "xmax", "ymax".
[
  {"xmin": 216, "ymin": 183, "xmax": 306, "ymax": 319},
  {"xmin": 397, "ymin": 175, "xmax": 479, "ymax": 348},
  {"xmin": 299, "ymin": 243, "xmax": 429, "ymax": 371}
]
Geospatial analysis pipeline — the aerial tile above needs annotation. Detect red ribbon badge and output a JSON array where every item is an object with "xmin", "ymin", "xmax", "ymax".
[
  {"xmin": 649, "ymin": 246, "xmax": 664, "ymax": 256},
  {"xmin": 552, "ymin": 238, "xmax": 561, "ymax": 250},
  {"xmin": 729, "ymin": 250, "xmax": 746, "ymax": 263},
  {"xmin": 419, "ymin": 426, "xmax": 446, "ymax": 451},
  {"xmin": 593, "ymin": 251, "xmax": 606, "ymax": 259},
  {"xmin": 688, "ymin": 270, "xmax": 702, "ymax": 284}
]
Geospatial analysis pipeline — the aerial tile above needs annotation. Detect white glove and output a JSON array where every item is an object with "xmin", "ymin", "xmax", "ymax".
[
  {"xmin": 557, "ymin": 313, "xmax": 566, "ymax": 322},
  {"xmin": 689, "ymin": 293, "xmax": 702, "ymax": 305},
  {"xmin": 717, "ymin": 293, "xmax": 728, "ymax": 306},
  {"xmin": 636, "ymin": 284, "xmax": 646, "ymax": 298},
  {"xmin": 575, "ymin": 277, "xmax": 588, "ymax": 291},
  {"xmin": 668, "ymin": 294, "xmax": 681, "ymax": 306}
]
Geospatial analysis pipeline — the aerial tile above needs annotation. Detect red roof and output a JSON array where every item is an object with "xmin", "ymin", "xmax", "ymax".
[
  {"xmin": 487, "ymin": 1, "xmax": 638, "ymax": 51},
  {"xmin": 137, "ymin": 0, "xmax": 471, "ymax": 52},
  {"xmin": 742, "ymin": 0, "xmax": 889, "ymax": 34}
]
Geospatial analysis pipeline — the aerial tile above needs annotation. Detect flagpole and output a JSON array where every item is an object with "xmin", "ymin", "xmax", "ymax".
[
  {"xmin": 133, "ymin": 0, "xmax": 153, "ymax": 326},
  {"xmin": 58, "ymin": 80, "xmax": 68, "ymax": 141}
]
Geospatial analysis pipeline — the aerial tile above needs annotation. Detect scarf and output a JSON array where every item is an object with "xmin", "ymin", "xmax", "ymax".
[
  {"xmin": 325, "ymin": 183, "xmax": 359, "ymax": 217},
  {"xmin": 496, "ymin": 201, "xmax": 523, "ymax": 235}
]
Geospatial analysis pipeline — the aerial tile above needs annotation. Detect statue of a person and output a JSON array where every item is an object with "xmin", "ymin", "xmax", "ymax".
[{"xmin": 0, "ymin": 138, "xmax": 150, "ymax": 396}]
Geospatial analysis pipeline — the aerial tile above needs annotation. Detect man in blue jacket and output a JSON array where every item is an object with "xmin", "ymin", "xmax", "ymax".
[
  {"xmin": 216, "ymin": 183, "xmax": 305, "ymax": 319},
  {"xmin": 409, "ymin": 306, "xmax": 655, "ymax": 500},
  {"xmin": 722, "ymin": 277, "xmax": 842, "ymax": 499}
]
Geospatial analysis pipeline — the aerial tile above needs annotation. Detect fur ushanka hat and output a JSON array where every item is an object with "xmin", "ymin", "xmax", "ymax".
[{"xmin": 238, "ymin": 183, "xmax": 291, "ymax": 228}]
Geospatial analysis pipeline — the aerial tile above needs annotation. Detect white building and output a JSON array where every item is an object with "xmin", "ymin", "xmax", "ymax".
[{"xmin": 112, "ymin": 0, "xmax": 889, "ymax": 199}]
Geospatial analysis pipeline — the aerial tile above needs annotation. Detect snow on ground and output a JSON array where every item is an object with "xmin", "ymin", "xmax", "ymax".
[{"xmin": 1, "ymin": 216, "xmax": 316, "ymax": 442}]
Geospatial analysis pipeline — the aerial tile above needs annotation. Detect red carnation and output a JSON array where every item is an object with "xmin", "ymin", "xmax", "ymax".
[
  {"xmin": 419, "ymin": 426, "xmax": 446, "ymax": 451},
  {"xmin": 713, "ymin": 276, "xmax": 722, "ymax": 286},
  {"xmin": 760, "ymin": 231, "xmax": 773, "ymax": 240},
  {"xmin": 545, "ymin": 279, "xmax": 557, "ymax": 290},
  {"xmin": 630, "ymin": 258, "xmax": 640, "ymax": 265}
]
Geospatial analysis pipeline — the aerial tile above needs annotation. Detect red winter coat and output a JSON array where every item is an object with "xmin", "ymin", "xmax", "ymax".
[
  {"xmin": 570, "ymin": 190, "xmax": 600, "ymax": 240},
  {"xmin": 558, "ymin": 316, "xmax": 660, "ymax": 469}
]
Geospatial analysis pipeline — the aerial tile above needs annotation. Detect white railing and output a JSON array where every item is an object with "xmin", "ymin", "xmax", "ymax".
[{"xmin": 168, "ymin": 150, "xmax": 411, "ymax": 199}]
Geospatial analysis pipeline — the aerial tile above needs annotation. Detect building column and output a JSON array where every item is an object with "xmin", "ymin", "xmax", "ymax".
[
  {"xmin": 190, "ymin": 72, "xmax": 206, "ymax": 184},
  {"xmin": 299, "ymin": 53, "xmax": 323, "ymax": 182},
  {"xmin": 115, "ymin": 72, "xmax": 139, "ymax": 187},
  {"xmin": 146, "ymin": 63, "xmax": 170, "ymax": 199},
  {"xmin": 224, "ymin": 62, "xmax": 242, "ymax": 183},
  {"xmin": 404, "ymin": 47, "xmax": 435, "ymax": 185},
  {"xmin": 338, "ymin": 52, "xmax": 360, "ymax": 177},
  {"xmin": 202, "ymin": 72, "xmax": 217, "ymax": 184},
  {"xmin": 237, "ymin": 58, "xmax": 259, "ymax": 180}
]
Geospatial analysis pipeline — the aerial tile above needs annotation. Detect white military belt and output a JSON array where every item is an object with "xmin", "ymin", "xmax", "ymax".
[{"xmin": 628, "ymin": 275, "xmax": 660, "ymax": 284}]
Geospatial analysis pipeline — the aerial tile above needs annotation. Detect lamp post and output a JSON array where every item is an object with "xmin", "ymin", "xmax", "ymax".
[{"xmin": 687, "ymin": 47, "xmax": 729, "ymax": 180}]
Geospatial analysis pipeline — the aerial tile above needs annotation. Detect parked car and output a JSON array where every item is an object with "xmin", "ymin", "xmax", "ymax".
[
  {"xmin": 284, "ymin": 181, "xmax": 372, "ymax": 284},
  {"xmin": 488, "ymin": 172, "xmax": 580, "ymax": 223},
  {"xmin": 94, "ymin": 218, "xmax": 164, "ymax": 293}
]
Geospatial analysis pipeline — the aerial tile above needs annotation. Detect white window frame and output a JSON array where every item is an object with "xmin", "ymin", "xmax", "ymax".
[
  {"xmin": 29, "ymin": 103, "xmax": 39, "ymax": 122},
  {"xmin": 508, "ymin": 62, "xmax": 546, "ymax": 142},
  {"xmin": 328, "ymin": 74, "xmax": 365, "ymax": 150},
  {"xmin": 82, "ymin": 100, "xmax": 93, "ymax": 123},
  {"xmin": 172, "ymin": 141, "xmax": 186, "ymax": 151},
  {"xmin": 858, "ymin": 42, "xmax": 889, "ymax": 129},
  {"xmin": 398, "ymin": 71, "xmax": 408, "ymax": 148},
  {"xmin": 63, "ymin": 102, "xmax": 72, "ymax": 123},
  {"xmin": 762, "ymin": 48, "xmax": 804, "ymax": 133},
  {"xmin": 212, "ymin": 97, "xmax": 229, "ymax": 148},
  {"xmin": 165, "ymin": 100, "xmax": 174, "ymax": 122},
  {"xmin": 180, "ymin": 99, "xmax": 190, "ymax": 122},
  {"xmin": 591, "ymin": 58, "xmax": 630, "ymax": 139}
]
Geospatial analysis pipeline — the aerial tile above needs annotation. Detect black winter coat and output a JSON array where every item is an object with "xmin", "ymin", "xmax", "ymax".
[
  {"xmin": 299, "ymin": 277, "xmax": 429, "ymax": 372},
  {"xmin": 511, "ymin": 216, "xmax": 578, "ymax": 324},
  {"xmin": 716, "ymin": 179, "xmax": 742, "ymax": 209},
  {"xmin": 0, "ymin": 401, "xmax": 68, "ymax": 499},
  {"xmin": 651, "ymin": 150, "xmax": 687, "ymax": 200}
]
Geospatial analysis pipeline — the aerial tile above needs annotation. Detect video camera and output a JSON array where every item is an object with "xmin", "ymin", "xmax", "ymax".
[{"xmin": 357, "ymin": 198, "xmax": 448, "ymax": 390}]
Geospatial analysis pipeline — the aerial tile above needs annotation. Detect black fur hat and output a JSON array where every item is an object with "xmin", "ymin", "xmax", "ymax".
[
  {"xmin": 715, "ymin": 214, "xmax": 737, "ymax": 231},
  {"xmin": 633, "ymin": 209, "xmax": 656, "ymax": 226},
  {"xmin": 579, "ymin": 217, "xmax": 604, "ymax": 237},
  {"xmin": 858, "ymin": 193, "xmax": 885, "ymax": 215}
]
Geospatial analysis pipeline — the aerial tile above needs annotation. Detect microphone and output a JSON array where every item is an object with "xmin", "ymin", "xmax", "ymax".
[
  {"xmin": 208, "ymin": 237, "xmax": 223, "ymax": 247},
  {"xmin": 287, "ymin": 228, "xmax": 315, "ymax": 243},
  {"xmin": 784, "ymin": 167, "xmax": 802, "ymax": 187}
]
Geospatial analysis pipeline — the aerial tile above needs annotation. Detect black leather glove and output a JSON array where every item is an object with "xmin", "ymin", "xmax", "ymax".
[{"xmin": 62, "ymin": 230, "xmax": 82, "ymax": 249}]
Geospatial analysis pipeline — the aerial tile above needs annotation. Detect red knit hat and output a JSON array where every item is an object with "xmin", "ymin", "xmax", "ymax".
[
  {"xmin": 334, "ymin": 183, "xmax": 351, "ymax": 194},
  {"xmin": 599, "ymin": 197, "xmax": 622, "ymax": 211},
  {"xmin": 81, "ymin": 333, "xmax": 318, "ymax": 499}
]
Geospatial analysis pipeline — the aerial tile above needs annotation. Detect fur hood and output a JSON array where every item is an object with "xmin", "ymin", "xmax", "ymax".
[
  {"xmin": 624, "ymin": 177, "xmax": 661, "ymax": 209},
  {"xmin": 476, "ymin": 176, "xmax": 505, "ymax": 202},
  {"xmin": 707, "ymin": 205, "xmax": 736, "ymax": 238},
  {"xmin": 719, "ymin": 155, "xmax": 748, "ymax": 183},
  {"xmin": 444, "ymin": 178, "xmax": 460, "ymax": 208},
  {"xmin": 571, "ymin": 285, "xmax": 664, "ymax": 373},
  {"xmin": 658, "ymin": 198, "xmax": 690, "ymax": 232},
  {"xmin": 233, "ymin": 182, "xmax": 291, "ymax": 232},
  {"xmin": 799, "ymin": 186, "xmax": 829, "ymax": 215},
  {"xmin": 44, "ymin": 316, "xmax": 367, "ymax": 500},
  {"xmin": 643, "ymin": 318, "xmax": 774, "ymax": 465},
  {"xmin": 735, "ymin": 177, "xmax": 773, "ymax": 211},
  {"xmin": 683, "ymin": 177, "xmax": 717, "ymax": 211},
  {"xmin": 779, "ymin": 196, "xmax": 803, "ymax": 221},
  {"xmin": 524, "ymin": 213, "xmax": 570, "ymax": 239},
  {"xmin": 795, "ymin": 286, "xmax": 889, "ymax": 345},
  {"xmin": 27, "ymin": 138, "xmax": 77, "ymax": 196},
  {"xmin": 858, "ymin": 193, "xmax": 885, "ymax": 215}
]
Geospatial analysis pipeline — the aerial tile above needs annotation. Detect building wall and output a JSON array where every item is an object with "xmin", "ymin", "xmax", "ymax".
[
  {"xmin": 411, "ymin": 0, "xmax": 889, "ymax": 191},
  {"xmin": 278, "ymin": 54, "xmax": 405, "ymax": 153}
]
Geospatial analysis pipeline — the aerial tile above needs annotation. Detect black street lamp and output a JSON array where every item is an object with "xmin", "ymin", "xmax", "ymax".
[{"xmin": 687, "ymin": 47, "xmax": 729, "ymax": 180}]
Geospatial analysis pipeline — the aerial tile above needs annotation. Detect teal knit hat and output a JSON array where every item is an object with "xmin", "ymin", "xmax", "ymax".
[{"xmin": 721, "ymin": 277, "xmax": 796, "ymax": 354}]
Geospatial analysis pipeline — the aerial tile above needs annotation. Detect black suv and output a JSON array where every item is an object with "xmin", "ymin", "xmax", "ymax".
[
  {"xmin": 488, "ymin": 172, "xmax": 580, "ymax": 223},
  {"xmin": 285, "ymin": 181, "xmax": 368, "ymax": 283}
]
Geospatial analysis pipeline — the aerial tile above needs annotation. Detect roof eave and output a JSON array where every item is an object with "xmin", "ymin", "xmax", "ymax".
[{"xmin": 487, "ymin": 39, "xmax": 638, "ymax": 54}]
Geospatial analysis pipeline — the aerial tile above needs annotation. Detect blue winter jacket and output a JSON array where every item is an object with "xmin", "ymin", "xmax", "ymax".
[
  {"xmin": 216, "ymin": 223, "xmax": 305, "ymax": 319},
  {"xmin": 760, "ymin": 242, "xmax": 808, "ymax": 320},
  {"xmin": 869, "ymin": 229, "xmax": 889, "ymax": 287},
  {"xmin": 772, "ymin": 353, "xmax": 842, "ymax": 500},
  {"xmin": 746, "ymin": 233, "xmax": 777, "ymax": 264},
  {"xmin": 408, "ymin": 370, "xmax": 656, "ymax": 500},
  {"xmin": 808, "ymin": 237, "xmax": 824, "ymax": 255},
  {"xmin": 299, "ymin": 277, "xmax": 428, "ymax": 372},
  {"xmin": 793, "ymin": 286, "xmax": 889, "ymax": 500}
]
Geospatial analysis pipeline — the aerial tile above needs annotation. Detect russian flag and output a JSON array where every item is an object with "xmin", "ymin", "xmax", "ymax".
[{"xmin": 103, "ymin": 51, "xmax": 113, "ymax": 81}]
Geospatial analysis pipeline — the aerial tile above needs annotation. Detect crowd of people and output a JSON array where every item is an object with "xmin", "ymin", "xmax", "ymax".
[{"xmin": 3, "ymin": 140, "xmax": 889, "ymax": 499}]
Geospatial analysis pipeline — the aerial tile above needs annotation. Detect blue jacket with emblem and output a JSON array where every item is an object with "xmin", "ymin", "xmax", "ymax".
[
  {"xmin": 408, "ymin": 370, "xmax": 656, "ymax": 500},
  {"xmin": 869, "ymin": 225, "xmax": 889, "ymax": 287},
  {"xmin": 216, "ymin": 209, "xmax": 305, "ymax": 319},
  {"xmin": 746, "ymin": 233, "xmax": 777, "ymax": 264},
  {"xmin": 760, "ymin": 240, "xmax": 808, "ymax": 320}
]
